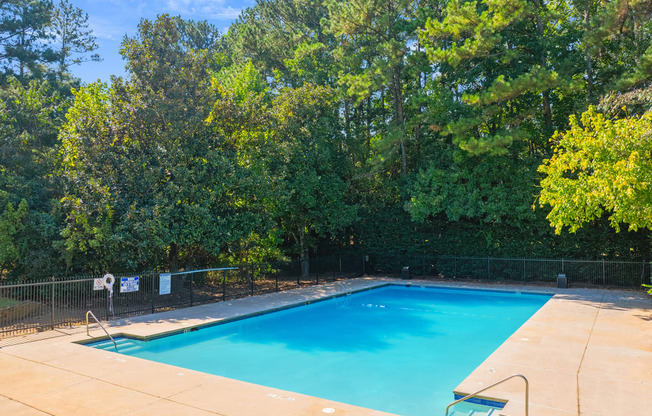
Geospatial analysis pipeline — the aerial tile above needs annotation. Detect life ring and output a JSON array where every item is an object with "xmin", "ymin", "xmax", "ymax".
[{"xmin": 103, "ymin": 273, "xmax": 115, "ymax": 289}]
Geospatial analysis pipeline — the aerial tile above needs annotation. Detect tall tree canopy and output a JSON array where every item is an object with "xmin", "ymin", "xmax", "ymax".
[
  {"xmin": 58, "ymin": 16, "xmax": 261, "ymax": 272},
  {"xmin": 0, "ymin": 77, "xmax": 65, "ymax": 277},
  {"xmin": 2, "ymin": 2, "xmax": 652, "ymax": 279}
]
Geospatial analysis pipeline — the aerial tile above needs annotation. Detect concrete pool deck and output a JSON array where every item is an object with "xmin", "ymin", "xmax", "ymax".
[{"xmin": 0, "ymin": 278, "xmax": 650, "ymax": 416}]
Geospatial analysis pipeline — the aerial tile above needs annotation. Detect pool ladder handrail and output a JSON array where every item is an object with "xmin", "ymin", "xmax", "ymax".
[
  {"xmin": 445, "ymin": 373, "xmax": 528, "ymax": 416},
  {"xmin": 85, "ymin": 310, "xmax": 117, "ymax": 351},
  {"xmin": 335, "ymin": 281, "xmax": 352, "ymax": 295}
]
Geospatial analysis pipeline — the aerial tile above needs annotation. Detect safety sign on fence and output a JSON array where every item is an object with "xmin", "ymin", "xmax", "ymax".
[
  {"xmin": 93, "ymin": 278, "xmax": 104, "ymax": 291},
  {"xmin": 120, "ymin": 276, "xmax": 139, "ymax": 293},
  {"xmin": 159, "ymin": 273, "xmax": 171, "ymax": 295}
]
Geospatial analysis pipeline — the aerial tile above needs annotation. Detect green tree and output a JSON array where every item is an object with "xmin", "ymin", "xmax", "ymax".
[
  {"xmin": 208, "ymin": 63, "xmax": 358, "ymax": 271},
  {"xmin": 409, "ymin": 150, "xmax": 540, "ymax": 227},
  {"xmin": 0, "ymin": 0, "xmax": 55, "ymax": 81},
  {"xmin": 227, "ymin": 0, "xmax": 333, "ymax": 87},
  {"xmin": 58, "ymin": 16, "xmax": 260, "ymax": 272},
  {"xmin": 0, "ymin": 199, "xmax": 28, "ymax": 275},
  {"xmin": 269, "ymin": 84, "xmax": 357, "ymax": 273},
  {"xmin": 419, "ymin": 0, "xmax": 580, "ymax": 154},
  {"xmin": 0, "ymin": 77, "xmax": 66, "ymax": 278},
  {"xmin": 404, "ymin": 0, "xmax": 652, "ymax": 260},
  {"xmin": 581, "ymin": 0, "xmax": 652, "ymax": 98},
  {"xmin": 325, "ymin": 0, "xmax": 429, "ymax": 176},
  {"xmin": 50, "ymin": 0, "xmax": 100, "ymax": 76},
  {"xmin": 539, "ymin": 106, "xmax": 652, "ymax": 234},
  {"xmin": 206, "ymin": 61, "xmax": 281, "ymax": 264}
]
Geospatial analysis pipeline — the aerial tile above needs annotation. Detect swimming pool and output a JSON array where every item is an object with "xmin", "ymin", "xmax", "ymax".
[{"xmin": 91, "ymin": 284, "xmax": 551, "ymax": 415}]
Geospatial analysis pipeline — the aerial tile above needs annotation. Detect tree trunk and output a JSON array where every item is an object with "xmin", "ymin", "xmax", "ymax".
[
  {"xmin": 415, "ymin": 41, "xmax": 423, "ymax": 169},
  {"xmin": 531, "ymin": 0, "xmax": 553, "ymax": 133},
  {"xmin": 414, "ymin": 123, "xmax": 421, "ymax": 169},
  {"xmin": 59, "ymin": 36, "xmax": 67, "ymax": 74},
  {"xmin": 392, "ymin": 66, "xmax": 407, "ymax": 176},
  {"xmin": 381, "ymin": 88, "xmax": 386, "ymax": 126},
  {"xmin": 344, "ymin": 99, "xmax": 351, "ymax": 143},
  {"xmin": 19, "ymin": 27, "xmax": 25, "ymax": 77},
  {"xmin": 584, "ymin": 5, "xmax": 594, "ymax": 105},
  {"xmin": 366, "ymin": 95, "xmax": 372, "ymax": 154}
]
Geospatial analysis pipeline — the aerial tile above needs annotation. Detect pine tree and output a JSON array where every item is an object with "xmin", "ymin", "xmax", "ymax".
[
  {"xmin": 0, "ymin": 0, "xmax": 55, "ymax": 81},
  {"xmin": 50, "ymin": 0, "xmax": 100, "ymax": 76}
]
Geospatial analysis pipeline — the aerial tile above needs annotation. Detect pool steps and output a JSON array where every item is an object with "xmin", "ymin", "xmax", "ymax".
[
  {"xmin": 448, "ymin": 401, "xmax": 500, "ymax": 415},
  {"xmin": 447, "ymin": 374, "xmax": 526, "ymax": 416},
  {"xmin": 85, "ymin": 310, "xmax": 117, "ymax": 350}
]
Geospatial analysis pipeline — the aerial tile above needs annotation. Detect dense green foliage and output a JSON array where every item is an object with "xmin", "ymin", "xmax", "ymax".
[
  {"xmin": 540, "ymin": 105, "xmax": 652, "ymax": 233},
  {"xmin": 1, "ymin": 1, "xmax": 651, "ymax": 278}
]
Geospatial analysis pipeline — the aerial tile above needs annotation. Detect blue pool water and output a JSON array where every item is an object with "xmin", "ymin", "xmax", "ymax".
[{"xmin": 92, "ymin": 285, "xmax": 551, "ymax": 415}]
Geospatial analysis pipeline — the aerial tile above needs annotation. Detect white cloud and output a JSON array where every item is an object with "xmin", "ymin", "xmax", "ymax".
[
  {"xmin": 88, "ymin": 16, "xmax": 127, "ymax": 40},
  {"xmin": 164, "ymin": 0, "xmax": 243, "ymax": 20},
  {"xmin": 209, "ymin": 6, "xmax": 242, "ymax": 19}
]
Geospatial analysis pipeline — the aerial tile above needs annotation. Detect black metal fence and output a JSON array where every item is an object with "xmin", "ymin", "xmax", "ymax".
[
  {"xmin": 0, "ymin": 254, "xmax": 364, "ymax": 338},
  {"xmin": 365, "ymin": 254, "xmax": 651, "ymax": 288},
  {"xmin": 1, "ymin": 253, "xmax": 649, "ymax": 339}
]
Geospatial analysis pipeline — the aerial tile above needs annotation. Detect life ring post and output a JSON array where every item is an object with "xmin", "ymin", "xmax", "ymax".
[{"xmin": 103, "ymin": 273, "xmax": 115, "ymax": 290}]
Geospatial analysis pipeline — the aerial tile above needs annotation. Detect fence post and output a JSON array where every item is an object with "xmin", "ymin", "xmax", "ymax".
[
  {"xmin": 316, "ymin": 256, "xmax": 319, "ymax": 285},
  {"xmin": 523, "ymin": 258, "xmax": 526, "ymax": 282},
  {"xmin": 151, "ymin": 271, "xmax": 155, "ymax": 314},
  {"xmin": 250, "ymin": 265, "xmax": 254, "ymax": 296},
  {"xmin": 487, "ymin": 257, "xmax": 490, "ymax": 280},
  {"xmin": 190, "ymin": 273, "xmax": 194, "ymax": 307},
  {"xmin": 222, "ymin": 272, "xmax": 226, "ymax": 301},
  {"xmin": 51, "ymin": 276, "xmax": 55, "ymax": 330},
  {"xmin": 603, "ymin": 258, "xmax": 606, "ymax": 286},
  {"xmin": 105, "ymin": 276, "xmax": 110, "ymax": 321}
]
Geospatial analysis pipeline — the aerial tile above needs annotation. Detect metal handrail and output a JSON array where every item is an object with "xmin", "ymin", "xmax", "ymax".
[
  {"xmin": 169, "ymin": 267, "xmax": 238, "ymax": 276},
  {"xmin": 85, "ymin": 310, "xmax": 117, "ymax": 351},
  {"xmin": 445, "ymin": 373, "xmax": 528, "ymax": 416},
  {"xmin": 336, "ymin": 281, "xmax": 352, "ymax": 295}
]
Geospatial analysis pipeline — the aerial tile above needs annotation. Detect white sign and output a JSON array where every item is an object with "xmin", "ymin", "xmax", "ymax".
[
  {"xmin": 120, "ymin": 276, "xmax": 139, "ymax": 293},
  {"xmin": 93, "ymin": 278, "xmax": 104, "ymax": 291},
  {"xmin": 159, "ymin": 273, "xmax": 171, "ymax": 295}
]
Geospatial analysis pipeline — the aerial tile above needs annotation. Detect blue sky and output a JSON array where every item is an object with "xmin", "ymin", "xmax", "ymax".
[{"xmin": 70, "ymin": 0, "xmax": 254, "ymax": 84}]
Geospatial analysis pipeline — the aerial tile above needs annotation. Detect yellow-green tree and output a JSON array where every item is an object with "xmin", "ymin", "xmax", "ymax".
[{"xmin": 539, "ymin": 107, "xmax": 652, "ymax": 234}]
